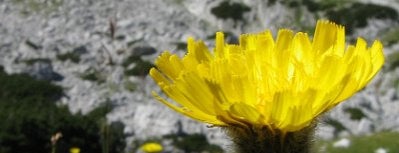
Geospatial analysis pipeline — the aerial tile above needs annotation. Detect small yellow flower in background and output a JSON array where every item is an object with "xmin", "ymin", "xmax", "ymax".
[
  {"xmin": 150, "ymin": 20, "xmax": 384, "ymax": 133},
  {"xmin": 69, "ymin": 147, "xmax": 80, "ymax": 153},
  {"xmin": 140, "ymin": 142, "xmax": 163, "ymax": 153}
]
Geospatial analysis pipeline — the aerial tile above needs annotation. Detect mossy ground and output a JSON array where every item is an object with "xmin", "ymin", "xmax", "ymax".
[{"xmin": 313, "ymin": 131, "xmax": 399, "ymax": 153}]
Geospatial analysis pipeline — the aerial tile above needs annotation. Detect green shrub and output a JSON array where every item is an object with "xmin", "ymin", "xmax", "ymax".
[
  {"xmin": 0, "ymin": 66, "xmax": 125, "ymax": 153},
  {"xmin": 172, "ymin": 42, "xmax": 187, "ymax": 51},
  {"xmin": 122, "ymin": 55, "xmax": 141, "ymax": 68},
  {"xmin": 211, "ymin": 1, "xmax": 250, "ymax": 21},
  {"xmin": 122, "ymin": 55, "xmax": 154, "ymax": 76},
  {"xmin": 326, "ymin": 2, "xmax": 398, "ymax": 33},
  {"xmin": 124, "ymin": 61, "xmax": 154, "ymax": 76},
  {"xmin": 343, "ymin": 107, "xmax": 367, "ymax": 121},
  {"xmin": 282, "ymin": 0, "xmax": 398, "ymax": 34},
  {"xmin": 323, "ymin": 117, "xmax": 348, "ymax": 138}
]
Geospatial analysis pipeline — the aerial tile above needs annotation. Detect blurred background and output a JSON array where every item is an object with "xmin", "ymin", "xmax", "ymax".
[{"xmin": 0, "ymin": 0, "xmax": 398, "ymax": 152}]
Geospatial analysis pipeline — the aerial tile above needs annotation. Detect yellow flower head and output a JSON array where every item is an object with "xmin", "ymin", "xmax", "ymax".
[
  {"xmin": 140, "ymin": 142, "xmax": 163, "ymax": 153},
  {"xmin": 69, "ymin": 147, "xmax": 80, "ymax": 153},
  {"xmin": 150, "ymin": 20, "xmax": 384, "ymax": 132}
]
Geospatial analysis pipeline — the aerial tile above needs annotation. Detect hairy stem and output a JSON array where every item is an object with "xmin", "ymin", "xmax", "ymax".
[{"xmin": 225, "ymin": 124, "xmax": 316, "ymax": 153}]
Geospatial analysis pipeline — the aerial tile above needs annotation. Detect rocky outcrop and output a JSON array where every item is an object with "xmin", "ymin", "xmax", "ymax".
[{"xmin": 0, "ymin": 0, "xmax": 399, "ymax": 151}]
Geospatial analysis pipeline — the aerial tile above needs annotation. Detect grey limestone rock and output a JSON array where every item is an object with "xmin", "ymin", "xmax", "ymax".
[{"xmin": 0, "ymin": 0, "xmax": 399, "ymax": 151}]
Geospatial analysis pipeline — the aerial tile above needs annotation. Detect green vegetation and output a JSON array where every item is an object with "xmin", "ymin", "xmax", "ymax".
[
  {"xmin": 0, "ymin": 66, "xmax": 125, "ymax": 153},
  {"xmin": 124, "ymin": 61, "xmax": 154, "ymax": 76},
  {"xmin": 382, "ymin": 27, "xmax": 399, "ymax": 46},
  {"xmin": 164, "ymin": 133, "xmax": 224, "ymax": 153},
  {"xmin": 130, "ymin": 133, "xmax": 224, "ymax": 153},
  {"xmin": 122, "ymin": 55, "xmax": 141, "ymax": 67},
  {"xmin": 211, "ymin": 1, "xmax": 250, "ymax": 21},
  {"xmin": 122, "ymin": 55, "xmax": 154, "ymax": 77},
  {"xmin": 283, "ymin": 0, "xmax": 398, "ymax": 34},
  {"xmin": 386, "ymin": 51, "xmax": 399, "ymax": 71},
  {"xmin": 280, "ymin": 0, "xmax": 399, "ymax": 35},
  {"xmin": 126, "ymin": 39, "xmax": 144, "ymax": 48},
  {"xmin": 23, "ymin": 58, "xmax": 52, "ymax": 65},
  {"xmin": 57, "ymin": 52, "xmax": 81, "ymax": 63},
  {"xmin": 284, "ymin": 0, "xmax": 349, "ymax": 12},
  {"xmin": 314, "ymin": 131, "xmax": 399, "ymax": 153},
  {"xmin": 326, "ymin": 2, "xmax": 398, "ymax": 33},
  {"xmin": 80, "ymin": 69, "xmax": 106, "ymax": 84},
  {"xmin": 172, "ymin": 42, "xmax": 188, "ymax": 51},
  {"xmin": 14, "ymin": 0, "xmax": 63, "ymax": 14},
  {"xmin": 323, "ymin": 118, "xmax": 348, "ymax": 137},
  {"xmin": 25, "ymin": 39, "xmax": 42, "ymax": 50},
  {"xmin": 343, "ymin": 107, "xmax": 367, "ymax": 121},
  {"xmin": 123, "ymin": 80, "xmax": 136, "ymax": 92}
]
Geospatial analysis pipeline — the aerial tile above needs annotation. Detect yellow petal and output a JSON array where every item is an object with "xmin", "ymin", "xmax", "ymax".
[
  {"xmin": 152, "ymin": 91, "xmax": 224, "ymax": 125},
  {"xmin": 228, "ymin": 103, "xmax": 262, "ymax": 124},
  {"xmin": 150, "ymin": 20, "xmax": 384, "ymax": 133},
  {"xmin": 215, "ymin": 32, "xmax": 225, "ymax": 58},
  {"xmin": 313, "ymin": 20, "xmax": 344, "ymax": 55}
]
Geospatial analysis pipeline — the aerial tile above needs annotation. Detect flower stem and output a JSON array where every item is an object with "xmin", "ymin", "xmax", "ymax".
[{"xmin": 225, "ymin": 124, "xmax": 315, "ymax": 153}]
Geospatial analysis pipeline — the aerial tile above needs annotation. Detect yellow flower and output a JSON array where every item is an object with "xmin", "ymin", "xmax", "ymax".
[
  {"xmin": 140, "ymin": 142, "xmax": 163, "ymax": 153},
  {"xmin": 69, "ymin": 147, "xmax": 80, "ymax": 153},
  {"xmin": 150, "ymin": 20, "xmax": 384, "ymax": 132}
]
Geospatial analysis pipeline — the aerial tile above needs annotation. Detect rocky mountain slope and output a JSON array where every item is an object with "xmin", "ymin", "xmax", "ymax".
[{"xmin": 1, "ymin": 0, "xmax": 399, "ymax": 150}]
